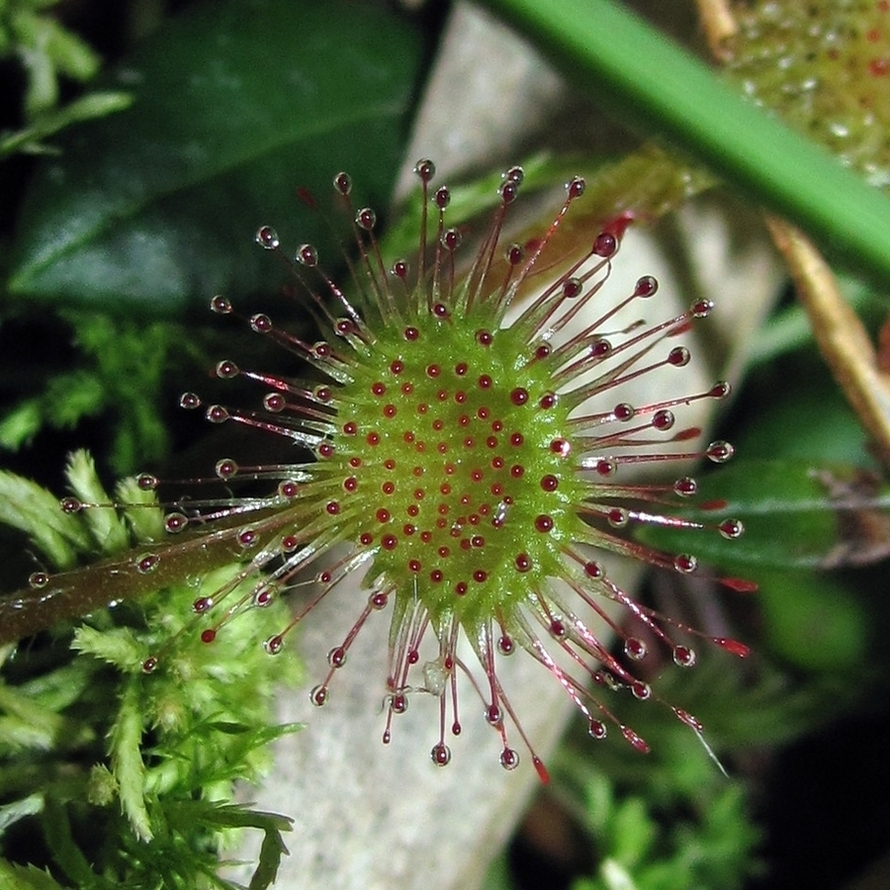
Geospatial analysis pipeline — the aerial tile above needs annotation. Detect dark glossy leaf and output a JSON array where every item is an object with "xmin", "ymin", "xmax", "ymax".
[
  {"xmin": 640, "ymin": 459, "xmax": 890, "ymax": 571},
  {"xmin": 8, "ymin": 0, "xmax": 422, "ymax": 314}
]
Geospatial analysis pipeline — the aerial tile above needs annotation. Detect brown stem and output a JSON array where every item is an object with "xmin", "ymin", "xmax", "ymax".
[
  {"xmin": 766, "ymin": 217, "xmax": 890, "ymax": 471},
  {"xmin": 0, "ymin": 508, "xmax": 297, "ymax": 645},
  {"xmin": 694, "ymin": 0, "xmax": 738, "ymax": 62},
  {"xmin": 694, "ymin": 4, "xmax": 890, "ymax": 471}
]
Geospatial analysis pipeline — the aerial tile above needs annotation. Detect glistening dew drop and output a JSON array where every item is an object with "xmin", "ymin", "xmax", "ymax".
[{"xmin": 154, "ymin": 160, "xmax": 753, "ymax": 781}]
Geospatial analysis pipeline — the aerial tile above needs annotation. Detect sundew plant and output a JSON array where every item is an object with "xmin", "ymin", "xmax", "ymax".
[{"xmin": 2, "ymin": 2, "xmax": 890, "ymax": 889}]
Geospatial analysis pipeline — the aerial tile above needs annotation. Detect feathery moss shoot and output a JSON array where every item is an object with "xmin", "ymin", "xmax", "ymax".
[{"xmin": 30, "ymin": 160, "xmax": 752, "ymax": 781}]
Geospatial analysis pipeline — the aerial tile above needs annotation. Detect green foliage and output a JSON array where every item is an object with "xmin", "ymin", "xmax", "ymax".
[
  {"xmin": 639, "ymin": 457, "xmax": 890, "ymax": 570},
  {"xmin": 486, "ymin": 633, "xmax": 878, "ymax": 890},
  {"xmin": 0, "ymin": 0, "xmax": 130, "ymax": 152},
  {"xmin": 384, "ymin": 144, "xmax": 713, "ymax": 268},
  {"xmin": 2, "ymin": 0, "xmax": 890, "ymax": 888},
  {"xmin": 0, "ymin": 311, "xmax": 207, "ymax": 476},
  {"xmin": 0, "ymin": 448, "xmax": 156, "ymax": 570},
  {"xmin": 755, "ymin": 568, "xmax": 870, "ymax": 672},
  {"xmin": 552, "ymin": 642, "xmax": 846, "ymax": 890},
  {"xmin": 8, "ymin": 0, "xmax": 423, "ymax": 313},
  {"xmin": 0, "ymin": 453, "xmax": 302, "ymax": 887},
  {"xmin": 0, "ymin": 0, "xmax": 100, "ymax": 115},
  {"xmin": 746, "ymin": 273, "xmax": 888, "ymax": 370},
  {"xmin": 0, "ymin": 859, "xmax": 69, "ymax": 890},
  {"xmin": 0, "ymin": 92, "xmax": 133, "ymax": 160},
  {"xmin": 0, "ymin": 467, "xmax": 92, "ymax": 569},
  {"xmin": 554, "ymin": 660, "xmax": 765, "ymax": 890},
  {"xmin": 640, "ymin": 272, "xmax": 890, "ymax": 580}
]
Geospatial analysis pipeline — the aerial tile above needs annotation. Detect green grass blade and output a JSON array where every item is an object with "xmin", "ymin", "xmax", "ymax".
[{"xmin": 483, "ymin": 0, "xmax": 890, "ymax": 285}]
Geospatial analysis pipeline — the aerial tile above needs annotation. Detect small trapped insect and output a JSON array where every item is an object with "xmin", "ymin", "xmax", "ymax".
[{"xmin": 3, "ymin": 160, "xmax": 752, "ymax": 781}]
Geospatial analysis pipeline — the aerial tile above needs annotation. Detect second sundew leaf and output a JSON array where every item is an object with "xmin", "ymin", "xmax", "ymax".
[
  {"xmin": 8, "ymin": 0, "xmax": 423, "ymax": 314},
  {"xmin": 728, "ymin": 0, "xmax": 890, "ymax": 188},
  {"xmin": 639, "ymin": 458, "xmax": 890, "ymax": 571}
]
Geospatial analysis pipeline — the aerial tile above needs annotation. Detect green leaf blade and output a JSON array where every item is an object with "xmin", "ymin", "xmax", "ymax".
[
  {"xmin": 9, "ymin": 0, "xmax": 422, "ymax": 314},
  {"xmin": 483, "ymin": 0, "xmax": 890, "ymax": 286},
  {"xmin": 639, "ymin": 459, "xmax": 890, "ymax": 571}
]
